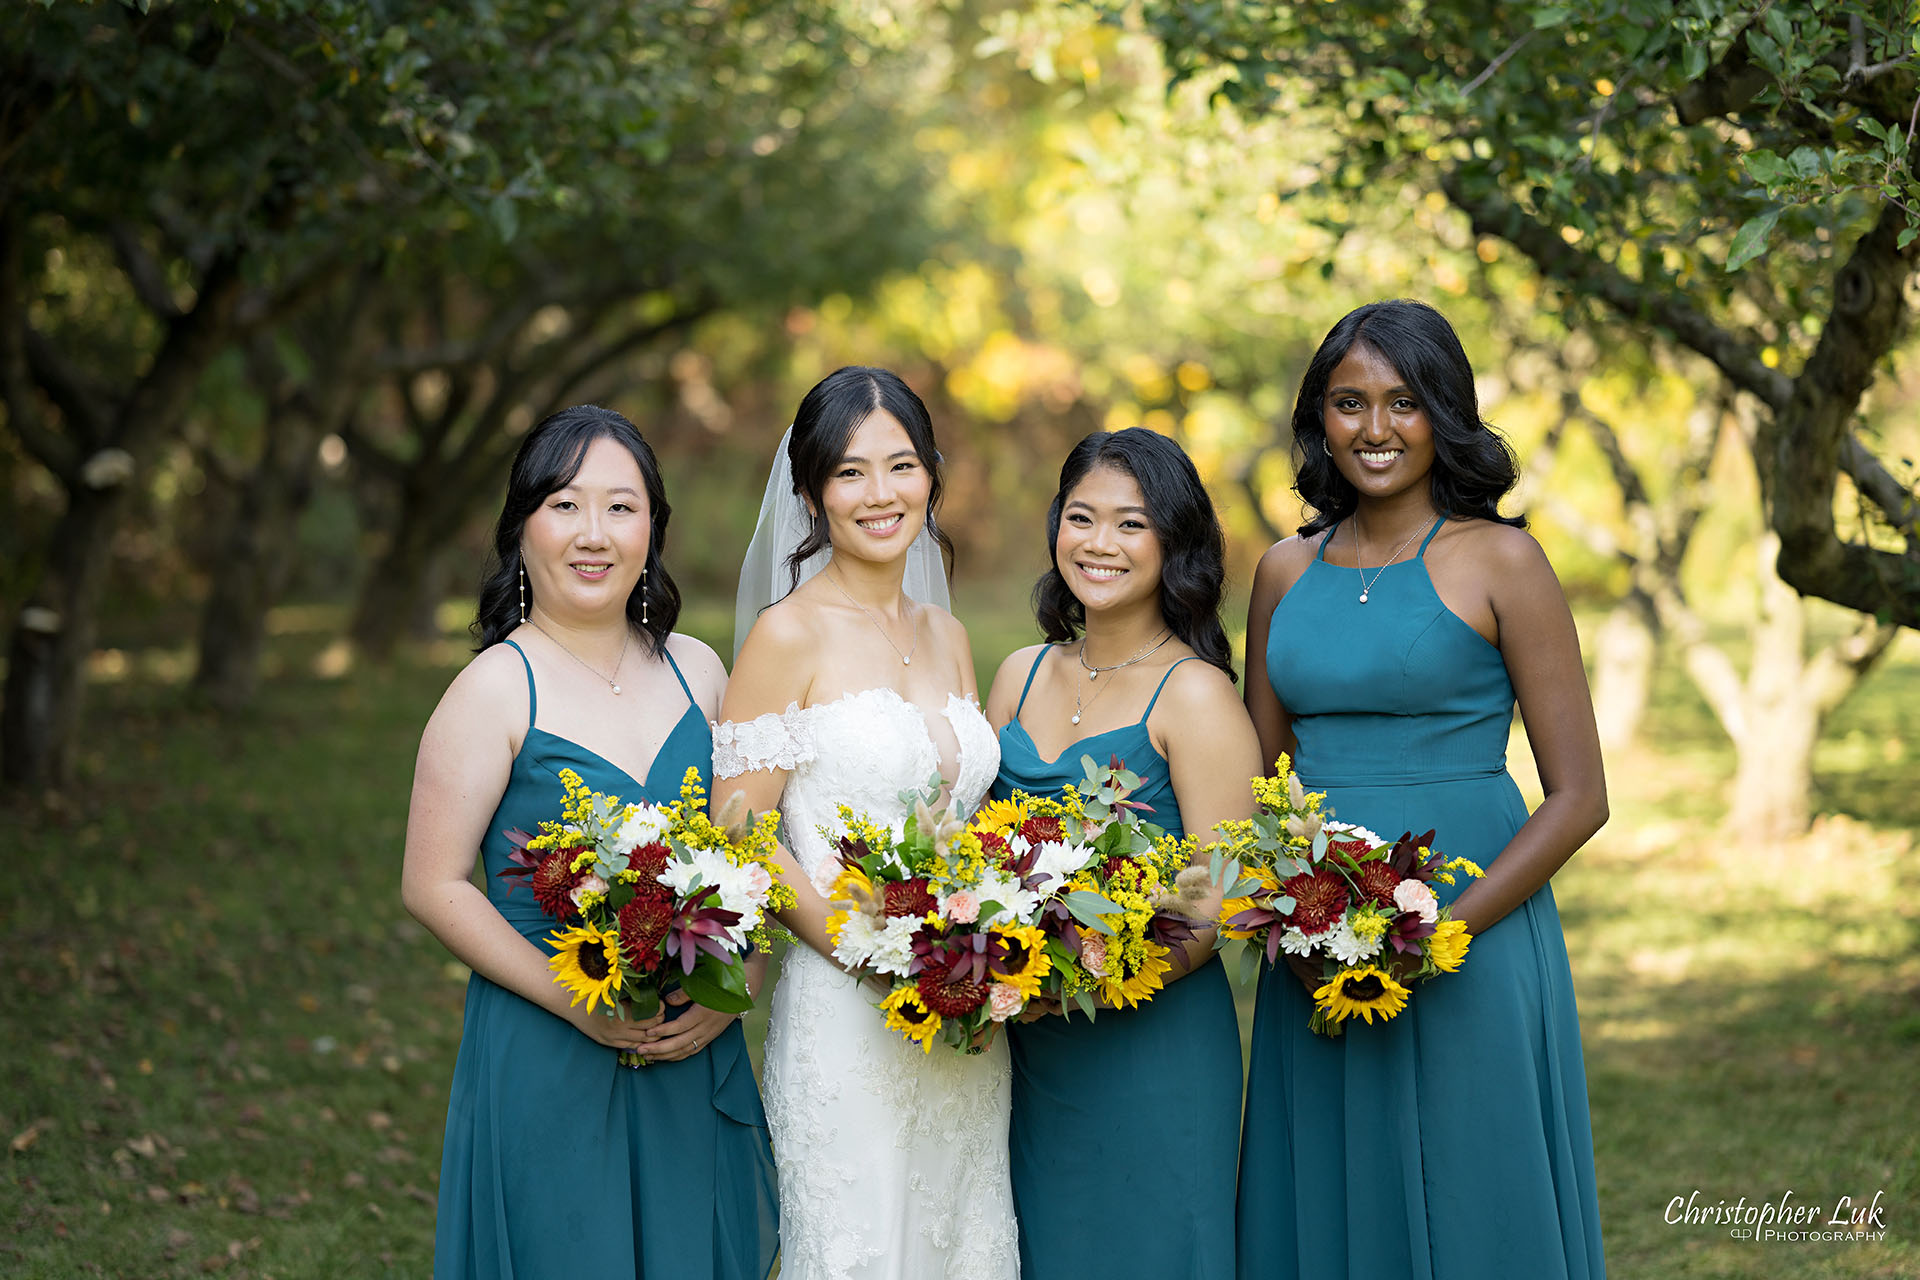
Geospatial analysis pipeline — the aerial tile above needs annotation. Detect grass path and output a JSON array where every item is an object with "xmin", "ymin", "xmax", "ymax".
[{"xmin": 2, "ymin": 621, "xmax": 1914, "ymax": 1278}]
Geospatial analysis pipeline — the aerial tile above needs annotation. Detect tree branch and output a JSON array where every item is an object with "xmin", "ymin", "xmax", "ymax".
[
  {"xmin": 1441, "ymin": 171, "xmax": 1794, "ymax": 411},
  {"xmin": 1805, "ymin": 615, "xmax": 1899, "ymax": 718},
  {"xmin": 21, "ymin": 328, "xmax": 114, "ymax": 449},
  {"xmin": 1763, "ymin": 200, "xmax": 1920, "ymax": 626},
  {"xmin": 108, "ymin": 222, "xmax": 183, "ymax": 321}
]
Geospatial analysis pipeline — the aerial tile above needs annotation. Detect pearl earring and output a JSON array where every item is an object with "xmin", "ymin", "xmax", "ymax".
[
  {"xmin": 518, "ymin": 563, "xmax": 528, "ymax": 623},
  {"xmin": 641, "ymin": 565, "xmax": 649, "ymax": 626}
]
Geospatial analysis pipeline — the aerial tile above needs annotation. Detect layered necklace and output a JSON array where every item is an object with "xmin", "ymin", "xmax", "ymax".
[
  {"xmin": 825, "ymin": 565, "xmax": 919, "ymax": 666},
  {"xmin": 1071, "ymin": 628, "xmax": 1173, "ymax": 725}
]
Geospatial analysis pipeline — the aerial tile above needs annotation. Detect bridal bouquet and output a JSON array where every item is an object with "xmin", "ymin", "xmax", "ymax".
[
  {"xmin": 971, "ymin": 757, "xmax": 1213, "ymax": 1019},
  {"xmin": 501, "ymin": 766, "xmax": 792, "ymax": 1064},
  {"xmin": 823, "ymin": 781, "xmax": 1054, "ymax": 1055},
  {"xmin": 1209, "ymin": 755, "xmax": 1483, "ymax": 1035}
]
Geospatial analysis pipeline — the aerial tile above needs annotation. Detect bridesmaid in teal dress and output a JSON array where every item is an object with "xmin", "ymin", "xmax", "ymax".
[
  {"xmin": 402, "ymin": 406, "xmax": 777, "ymax": 1280},
  {"xmin": 1237, "ymin": 302, "xmax": 1608, "ymax": 1279},
  {"xmin": 985, "ymin": 428, "xmax": 1261, "ymax": 1278}
]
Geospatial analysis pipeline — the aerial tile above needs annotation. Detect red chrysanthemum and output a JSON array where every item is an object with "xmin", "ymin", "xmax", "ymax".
[
  {"xmin": 1281, "ymin": 867, "xmax": 1350, "ymax": 935},
  {"xmin": 977, "ymin": 831, "xmax": 1013, "ymax": 868},
  {"xmin": 618, "ymin": 887, "xmax": 674, "ymax": 972},
  {"xmin": 531, "ymin": 845, "xmax": 589, "ymax": 921},
  {"xmin": 917, "ymin": 968, "xmax": 989, "ymax": 1017},
  {"xmin": 626, "ymin": 840, "xmax": 670, "ymax": 884},
  {"xmin": 1354, "ymin": 860, "xmax": 1403, "ymax": 909},
  {"xmin": 1328, "ymin": 836, "xmax": 1372, "ymax": 858},
  {"xmin": 1019, "ymin": 815, "xmax": 1065, "ymax": 845},
  {"xmin": 883, "ymin": 877, "xmax": 938, "ymax": 919}
]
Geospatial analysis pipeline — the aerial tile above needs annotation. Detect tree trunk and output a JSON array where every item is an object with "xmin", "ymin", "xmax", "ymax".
[
  {"xmin": 1724, "ymin": 554, "xmax": 1817, "ymax": 838},
  {"xmin": 349, "ymin": 489, "xmax": 465, "ymax": 662},
  {"xmin": 190, "ymin": 418, "xmax": 325, "ymax": 710},
  {"xmin": 1590, "ymin": 589, "xmax": 1659, "ymax": 753},
  {"xmin": 2, "ymin": 485, "xmax": 124, "ymax": 788}
]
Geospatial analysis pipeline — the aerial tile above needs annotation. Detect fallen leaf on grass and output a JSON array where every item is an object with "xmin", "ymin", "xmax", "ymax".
[{"xmin": 10, "ymin": 1120, "xmax": 50, "ymax": 1152}]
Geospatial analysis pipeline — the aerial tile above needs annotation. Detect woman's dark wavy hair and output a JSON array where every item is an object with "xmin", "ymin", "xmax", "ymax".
[
  {"xmin": 1033, "ymin": 428, "xmax": 1236, "ymax": 681},
  {"xmin": 472, "ymin": 405, "xmax": 680, "ymax": 654},
  {"xmin": 1290, "ymin": 300, "xmax": 1525, "ymax": 535},
  {"xmin": 784, "ymin": 365, "xmax": 953, "ymax": 591}
]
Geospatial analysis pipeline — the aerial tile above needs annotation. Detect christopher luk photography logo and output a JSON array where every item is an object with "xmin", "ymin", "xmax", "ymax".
[{"xmin": 1665, "ymin": 1188, "xmax": 1889, "ymax": 1244}]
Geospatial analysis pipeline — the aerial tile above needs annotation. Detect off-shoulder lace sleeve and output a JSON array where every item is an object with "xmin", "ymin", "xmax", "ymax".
[{"xmin": 711, "ymin": 703, "xmax": 816, "ymax": 778}]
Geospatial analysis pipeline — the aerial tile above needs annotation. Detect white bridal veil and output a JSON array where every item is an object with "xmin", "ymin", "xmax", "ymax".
[{"xmin": 732, "ymin": 426, "xmax": 951, "ymax": 659}]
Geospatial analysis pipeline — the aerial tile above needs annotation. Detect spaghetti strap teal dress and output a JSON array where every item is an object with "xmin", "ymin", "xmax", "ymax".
[
  {"xmin": 1236, "ymin": 518, "xmax": 1604, "ymax": 1280},
  {"xmin": 992, "ymin": 650, "xmax": 1243, "ymax": 1279},
  {"xmin": 432, "ymin": 639, "xmax": 778, "ymax": 1280}
]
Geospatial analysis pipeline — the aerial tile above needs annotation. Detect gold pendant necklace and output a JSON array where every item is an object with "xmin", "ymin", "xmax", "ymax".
[{"xmin": 529, "ymin": 621, "xmax": 631, "ymax": 694}]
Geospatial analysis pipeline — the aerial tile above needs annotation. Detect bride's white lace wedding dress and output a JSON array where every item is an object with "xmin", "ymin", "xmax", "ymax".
[{"xmin": 713, "ymin": 686, "xmax": 1019, "ymax": 1280}]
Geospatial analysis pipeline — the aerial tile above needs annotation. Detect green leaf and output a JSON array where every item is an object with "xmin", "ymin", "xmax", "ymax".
[
  {"xmin": 1898, "ymin": 225, "xmax": 1918, "ymax": 251},
  {"xmin": 1742, "ymin": 149, "xmax": 1788, "ymax": 185},
  {"xmin": 680, "ymin": 955, "xmax": 754, "ymax": 1014},
  {"xmin": 1725, "ymin": 210, "xmax": 1780, "ymax": 272},
  {"xmin": 1530, "ymin": 6, "xmax": 1572, "ymax": 28}
]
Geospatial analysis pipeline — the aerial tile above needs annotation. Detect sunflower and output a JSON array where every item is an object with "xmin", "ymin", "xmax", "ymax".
[
  {"xmin": 1100, "ymin": 938, "xmax": 1173, "ymax": 1010},
  {"xmin": 987, "ymin": 924, "xmax": 1052, "ymax": 1000},
  {"xmin": 1313, "ymin": 965, "xmax": 1410, "ymax": 1026},
  {"xmin": 881, "ymin": 984, "xmax": 944, "ymax": 1052},
  {"xmin": 1426, "ymin": 918, "xmax": 1472, "ymax": 972},
  {"xmin": 547, "ymin": 922, "xmax": 624, "ymax": 1014},
  {"xmin": 972, "ymin": 797, "xmax": 1027, "ymax": 836}
]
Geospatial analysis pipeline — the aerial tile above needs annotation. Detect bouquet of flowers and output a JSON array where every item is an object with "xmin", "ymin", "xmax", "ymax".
[
  {"xmin": 1209, "ymin": 755, "xmax": 1483, "ymax": 1035},
  {"xmin": 501, "ymin": 766, "xmax": 793, "ymax": 1064},
  {"xmin": 971, "ymin": 757, "xmax": 1213, "ymax": 1020},
  {"xmin": 825, "ymin": 757, "xmax": 1212, "ymax": 1054}
]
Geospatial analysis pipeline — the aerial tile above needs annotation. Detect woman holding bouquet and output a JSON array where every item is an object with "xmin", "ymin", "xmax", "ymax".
[
  {"xmin": 984, "ymin": 428, "xmax": 1260, "ymax": 1278},
  {"xmin": 1237, "ymin": 301, "xmax": 1608, "ymax": 1279},
  {"xmin": 402, "ymin": 406, "xmax": 777, "ymax": 1280},
  {"xmin": 713, "ymin": 367, "xmax": 1018, "ymax": 1280}
]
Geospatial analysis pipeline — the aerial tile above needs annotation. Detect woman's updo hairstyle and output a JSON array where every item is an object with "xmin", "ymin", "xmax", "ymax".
[{"xmin": 782, "ymin": 365, "xmax": 953, "ymax": 590}]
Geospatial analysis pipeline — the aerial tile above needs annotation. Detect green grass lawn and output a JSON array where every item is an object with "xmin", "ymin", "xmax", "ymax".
[{"xmin": 2, "ymin": 602, "xmax": 1915, "ymax": 1278}]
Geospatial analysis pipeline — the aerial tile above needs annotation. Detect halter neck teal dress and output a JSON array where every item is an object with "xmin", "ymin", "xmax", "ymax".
[
  {"xmin": 432, "ymin": 639, "xmax": 778, "ymax": 1280},
  {"xmin": 992, "ymin": 650, "xmax": 1243, "ymax": 1279},
  {"xmin": 1236, "ymin": 519, "xmax": 1604, "ymax": 1280}
]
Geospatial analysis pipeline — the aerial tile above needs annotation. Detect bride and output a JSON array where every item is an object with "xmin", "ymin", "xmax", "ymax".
[{"xmin": 711, "ymin": 367, "xmax": 1019, "ymax": 1280}]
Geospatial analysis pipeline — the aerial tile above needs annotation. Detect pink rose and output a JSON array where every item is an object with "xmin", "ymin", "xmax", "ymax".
[
  {"xmin": 943, "ymin": 890, "xmax": 980, "ymax": 924},
  {"xmin": 1392, "ymin": 879, "xmax": 1439, "ymax": 924},
  {"xmin": 745, "ymin": 864, "xmax": 773, "ymax": 897},
  {"xmin": 1079, "ymin": 933, "xmax": 1109, "ymax": 978},
  {"xmin": 987, "ymin": 983, "xmax": 1023, "ymax": 1023},
  {"xmin": 569, "ymin": 873, "xmax": 609, "ymax": 909}
]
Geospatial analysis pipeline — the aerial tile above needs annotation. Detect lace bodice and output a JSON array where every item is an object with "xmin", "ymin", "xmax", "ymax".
[
  {"xmin": 715, "ymin": 687, "xmax": 999, "ymax": 892},
  {"xmin": 713, "ymin": 686, "xmax": 1016, "ymax": 1280}
]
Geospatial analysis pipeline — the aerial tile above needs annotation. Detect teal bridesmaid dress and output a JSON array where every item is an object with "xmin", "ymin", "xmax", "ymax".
[
  {"xmin": 992, "ymin": 650, "xmax": 1243, "ymax": 1279},
  {"xmin": 433, "ymin": 639, "xmax": 778, "ymax": 1280},
  {"xmin": 1236, "ymin": 518, "xmax": 1604, "ymax": 1280}
]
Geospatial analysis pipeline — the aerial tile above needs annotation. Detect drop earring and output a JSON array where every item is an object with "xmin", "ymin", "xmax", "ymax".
[
  {"xmin": 518, "ymin": 563, "xmax": 528, "ymax": 623},
  {"xmin": 641, "ymin": 565, "xmax": 649, "ymax": 626}
]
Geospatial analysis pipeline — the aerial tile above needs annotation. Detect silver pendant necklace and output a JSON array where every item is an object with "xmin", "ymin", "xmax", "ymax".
[
  {"xmin": 826, "ymin": 566, "xmax": 919, "ymax": 666},
  {"xmin": 1352, "ymin": 518, "xmax": 1427, "ymax": 604},
  {"xmin": 529, "ymin": 620, "xmax": 631, "ymax": 694}
]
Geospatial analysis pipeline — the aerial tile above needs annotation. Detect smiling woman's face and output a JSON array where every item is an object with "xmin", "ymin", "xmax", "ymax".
[
  {"xmin": 521, "ymin": 435, "xmax": 650, "ymax": 624},
  {"xmin": 818, "ymin": 409, "xmax": 932, "ymax": 566},
  {"xmin": 1321, "ymin": 340, "xmax": 1436, "ymax": 505},
  {"xmin": 1054, "ymin": 462, "xmax": 1163, "ymax": 616}
]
